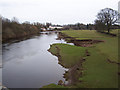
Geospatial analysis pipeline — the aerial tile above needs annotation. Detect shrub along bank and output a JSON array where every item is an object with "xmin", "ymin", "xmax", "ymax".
[{"xmin": 2, "ymin": 18, "xmax": 41, "ymax": 43}]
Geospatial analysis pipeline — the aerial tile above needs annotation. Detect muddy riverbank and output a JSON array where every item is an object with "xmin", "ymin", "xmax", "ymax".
[
  {"xmin": 47, "ymin": 31, "xmax": 106, "ymax": 87},
  {"xmin": 57, "ymin": 32, "xmax": 104, "ymax": 47},
  {"xmin": 48, "ymin": 44, "xmax": 91, "ymax": 86}
]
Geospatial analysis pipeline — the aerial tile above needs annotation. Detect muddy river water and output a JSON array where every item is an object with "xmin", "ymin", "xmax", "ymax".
[{"xmin": 2, "ymin": 31, "xmax": 73, "ymax": 88}]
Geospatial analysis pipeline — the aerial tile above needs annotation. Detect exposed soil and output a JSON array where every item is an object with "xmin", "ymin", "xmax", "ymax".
[
  {"xmin": 97, "ymin": 31, "xmax": 117, "ymax": 37},
  {"xmin": 57, "ymin": 32, "xmax": 104, "ymax": 47},
  {"xmin": 66, "ymin": 58, "xmax": 85, "ymax": 85},
  {"xmin": 64, "ymin": 49, "xmax": 90, "ymax": 86},
  {"xmin": 107, "ymin": 59, "xmax": 120, "ymax": 76},
  {"xmin": 107, "ymin": 59, "xmax": 120, "ymax": 65},
  {"xmin": 71, "ymin": 39, "xmax": 104, "ymax": 47}
]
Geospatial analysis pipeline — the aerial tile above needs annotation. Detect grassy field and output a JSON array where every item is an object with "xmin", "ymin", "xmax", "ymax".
[
  {"xmin": 44, "ymin": 29, "xmax": 119, "ymax": 88},
  {"xmin": 61, "ymin": 30, "xmax": 119, "ymax": 62},
  {"xmin": 77, "ymin": 47, "xmax": 118, "ymax": 88},
  {"xmin": 49, "ymin": 44, "xmax": 87, "ymax": 68}
]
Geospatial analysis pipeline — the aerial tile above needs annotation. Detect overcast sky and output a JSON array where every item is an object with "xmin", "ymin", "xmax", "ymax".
[{"xmin": 0, "ymin": 0, "xmax": 119, "ymax": 25}]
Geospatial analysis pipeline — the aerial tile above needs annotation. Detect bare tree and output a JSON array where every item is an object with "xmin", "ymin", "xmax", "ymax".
[{"xmin": 97, "ymin": 8, "xmax": 119, "ymax": 33}]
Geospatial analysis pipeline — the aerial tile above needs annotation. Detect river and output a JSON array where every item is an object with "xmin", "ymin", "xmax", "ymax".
[{"xmin": 2, "ymin": 31, "xmax": 73, "ymax": 88}]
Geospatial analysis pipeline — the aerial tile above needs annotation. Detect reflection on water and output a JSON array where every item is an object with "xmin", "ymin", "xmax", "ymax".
[{"xmin": 2, "ymin": 31, "xmax": 71, "ymax": 88}]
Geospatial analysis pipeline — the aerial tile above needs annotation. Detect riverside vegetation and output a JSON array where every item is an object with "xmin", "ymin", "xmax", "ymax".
[
  {"xmin": 2, "ymin": 17, "xmax": 42, "ymax": 43},
  {"xmin": 43, "ymin": 29, "xmax": 119, "ymax": 88}
]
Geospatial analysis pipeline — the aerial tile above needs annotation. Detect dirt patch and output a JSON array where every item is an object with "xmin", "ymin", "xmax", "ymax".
[
  {"xmin": 118, "ymin": 72, "xmax": 120, "ymax": 75},
  {"xmin": 56, "ymin": 32, "xmax": 75, "ymax": 43},
  {"xmin": 66, "ymin": 58, "xmax": 85, "ymax": 85},
  {"xmin": 107, "ymin": 59, "xmax": 120, "ymax": 65},
  {"xmin": 64, "ymin": 49, "xmax": 90, "ymax": 86},
  {"xmin": 57, "ymin": 32, "xmax": 104, "ymax": 47},
  {"xmin": 97, "ymin": 31, "xmax": 117, "ymax": 37},
  {"xmin": 71, "ymin": 39, "xmax": 104, "ymax": 47},
  {"xmin": 107, "ymin": 59, "xmax": 120, "ymax": 76}
]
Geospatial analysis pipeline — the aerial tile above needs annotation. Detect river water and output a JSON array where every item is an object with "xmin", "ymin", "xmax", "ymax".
[{"xmin": 2, "ymin": 31, "xmax": 73, "ymax": 88}]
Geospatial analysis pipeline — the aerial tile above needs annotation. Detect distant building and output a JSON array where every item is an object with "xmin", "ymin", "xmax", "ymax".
[
  {"xmin": 48, "ymin": 26, "xmax": 63, "ymax": 30},
  {"xmin": 41, "ymin": 28, "xmax": 46, "ymax": 31}
]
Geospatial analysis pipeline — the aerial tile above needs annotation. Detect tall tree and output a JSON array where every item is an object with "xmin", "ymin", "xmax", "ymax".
[{"xmin": 96, "ymin": 8, "xmax": 119, "ymax": 33}]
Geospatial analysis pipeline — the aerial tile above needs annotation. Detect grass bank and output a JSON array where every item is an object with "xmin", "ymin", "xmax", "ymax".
[
  {"xmin": 44, "ymin": 29, "xmax": 119, "ymax": 88},
  {"xmin": 61, "ymin": 30, "xmax": 119, "ymax": 63}
]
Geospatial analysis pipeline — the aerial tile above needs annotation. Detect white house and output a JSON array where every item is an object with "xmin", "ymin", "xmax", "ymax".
[
  {"xmin": 41, "ymin": 28, "xmax": 46, "ymax": 31},
  {"xmin": 48, "ymin": 26, "xmax": 63, "ymax": 30}
]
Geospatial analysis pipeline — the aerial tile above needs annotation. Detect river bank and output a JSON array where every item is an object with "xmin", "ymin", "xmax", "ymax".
[
  {"xmin": 45, "ymin": 30, "xmax": 119, "ymax": 88},
  {"xmin": 2, "ymin": 26, "xmax": 40, "ymax": 43},
  {"xmin": 2, "ymin": 17, "xmax": 42, "ymax": 43}
]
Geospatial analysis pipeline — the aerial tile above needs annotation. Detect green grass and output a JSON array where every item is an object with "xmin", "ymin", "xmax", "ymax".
[
  {"xmin": 95, "ymin": 37, "xmax": 118, "ymax": 62},
  {"xmin": 46, "ymin": 29, "xmax": 119, "ymax": 88},
  {"xmin": 42, "ymin": 84, "xmax": 67, "ymax": 88},
  {"xmin": 107, "ymin": 29, "xmax": 120, "ymax": 36},
  {"xmin": 48, "ymin": 43, "xmax": 118, "ymax": 88},
  {"xmin": 77, "ymin": 48, "xmax": 118, "ymax": 88},
  {"xmin": 49, "ymin": 43, "xmax": 86, "ymax": 68},
  {"xmin": 62, "ymin": 30, "xmax": 111, "ymax": 39},
  {"xmin": 62, "ymin": 30, "xmax": 119, "ymax": 63},
  {"xmin": 62, "ymin": 29, "xmax": 119, "ymax": 88}
]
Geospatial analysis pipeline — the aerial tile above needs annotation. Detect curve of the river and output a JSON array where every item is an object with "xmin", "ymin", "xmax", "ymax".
[{"xmin": 2, "ymin": 31, "xmax": 73, "ymax": 88}]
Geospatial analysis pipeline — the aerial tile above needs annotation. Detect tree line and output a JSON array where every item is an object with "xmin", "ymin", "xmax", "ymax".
[
  {"xmin": 63, "ymin": 8, "xmax": 120, "ymax": 32},
  {"xmin": 2, "ymin": 7, "xmax": 120, "ymax": 42},
  {"xmin": 2, "ymin": 17, "xmax": 52, "ymax": 43}
]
